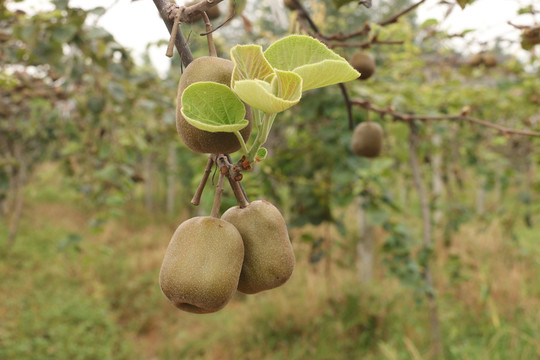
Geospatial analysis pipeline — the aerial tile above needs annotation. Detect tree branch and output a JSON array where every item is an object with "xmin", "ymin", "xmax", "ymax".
[
  {"xmin": 408, "ymin": 121, "xmax": 443, "ymax": 356},
  {"xmin": 338, "ymin": 83, "xmax": 355, "ymax": 130},
  {"xmin": 329, "ymin": 38, "xmax": 404, "ymax": 49},
  {"xmin": 351, "ymin": 99, "xmax": 540, "ymax": 137},
  {"xmin": 378, "ymin": 0, "xmax": 427, "ymax": 26}
]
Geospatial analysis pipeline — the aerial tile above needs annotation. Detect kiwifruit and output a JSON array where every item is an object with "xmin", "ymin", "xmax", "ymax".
[
  {"xmin": 221, "ymin": 200, "xmax": 295, "ymax": 294},
  {"xmin": 482, "ymin": 52, "xmax": 497, "ymax": 68},
  {"xmin": 176, "ymin": 56, "xmax": 253, "ymax": 154},
  {"xmin": 159, "ymin": 216, "xmax": 244, "ymax": 314},
  {"xmin": 350, "ymin": 51, "xmax": 375, "ymax": 80},
  {"xmin": 468, "ymin": 53, "xmax": 483, "ymax": 67},
  {"xmin": 351, "ymin": 121, "xmax": 383, "ymax": 158},
  {"xmin": 284, "ymin": 0, "xmax": 299, "ymax": 10},
  {"xmin": 521, "ymin": 27, "xmax": 540, "ymax": 50},
  {"xmin": 185, "ymin": 1, "xmax": 221, "ymax": 23}
]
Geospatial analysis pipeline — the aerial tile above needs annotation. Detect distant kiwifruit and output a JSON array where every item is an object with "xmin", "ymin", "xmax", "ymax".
[
  {"xmin": 468, "ymin": 53, "xmax": 483, "ymax": 67},
  {"xmin": 159, "ymin": 216, "xmax": 244, "ymax": 314},
  {"xmin": 350, "ymin": 51, "xmax": 375, "ymax": 80},
  {"xmin": 284, "ymin": 0, "xmax": 299, "ymax": 10},
  {"xmin": 176, "ymin": 56, "xmax": 253, "ymax": 154},
  {"xmin": 521, "ymin": 27, "xmax": 540, "ymax": 50},
  {"xmin": 351, "ymin": 121, "xmax": 383, "ymax": 158},
  {"xmin": 482, "ymin": 52, "xmax": 497, "ymax": 68},
  {"xmin": 221, "ymin": 200, "xmax": 295, "ymax": 294},
  {"xmin": 185, "ymin": 1, "xmax": 221, "ymax": 23}
]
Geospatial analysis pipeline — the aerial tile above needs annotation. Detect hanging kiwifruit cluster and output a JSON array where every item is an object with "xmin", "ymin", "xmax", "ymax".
[
  {"xmin": 175, "ymin": 56, "xmax": 253, "ymax": 154},
  {"xmin": 349, "ymin": 51, "xmax": 376, "ymax": 80},
  {"xmin": 163, "ymin": 47, "xmax": 298, "ymax": 313},
  {"xmin": 159, "ymin": 199, "xmax": 295, "ymax": 313},
  {"xmin": 351, "ymin": 121, "xmax": 383, "ymax": 158}
]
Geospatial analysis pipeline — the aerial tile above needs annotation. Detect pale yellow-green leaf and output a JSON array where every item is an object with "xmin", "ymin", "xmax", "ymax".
[
  {"xmin": 233, "ymin": 71, "xmax": 302, "ymax": 114},
  {"xmin": 230, "ymin": 44, "xmax": 274, "ymax": 86},
  {"xmin": 264, "ymin": 34, "xmax": 360, "ymax": 91},
  {"xmin": 270, "ymin": 70, "xmax": 302, "ymax": 103},
  {"xmin": 294, "ymin": 60, "xmax": 360, "ymax": 91},
  {"xmin": 181, "ymin": 82, "xmax": 248, "ymax": 133}
]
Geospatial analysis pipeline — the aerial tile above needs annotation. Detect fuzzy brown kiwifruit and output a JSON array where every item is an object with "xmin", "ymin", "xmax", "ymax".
[
  {"xmin": 221, "ymin": 200, "xmax": 295, "ymax": 294},
  {"xmin": 482, "ymin": 52, "xmax": 497, "ymax": 68},
  {"xmin": 351, "ymin": 121, "xmax": 383, "ymax": 158},
  {"xmin": 468, "ymin": 53, "xmax": 483, "ymax": 67},
  {"xmin": 176, "ymin": 56, "xmax": 253, "ymax": 154},
  {"xmin": 185, "ymin": 1, "xmax": 221, "ymax": 23},
  {"xmin": 350, "ymin": 51, "xmax": 375, "ymax": 80},
  {"xmin": 159, "ymin": 216, "xmax": 244, "ymax": 314},
  {"xmin": 521, "ymin": 27, "xmax": 540, "ymax": 50},
  {"xmin": 284, "ymin": 0, "xmax": 299, "ymax": 10}
]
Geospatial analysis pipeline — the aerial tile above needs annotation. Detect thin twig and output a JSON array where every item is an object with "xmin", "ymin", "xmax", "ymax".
[
  {"xmin": 408, "ymin": 122, "xmax": 443, "ymax": 356},
  {"xmin": 202, "ymin": 11, "xmax": 217, "ymax": 56},
  {"xmin": 378, "ymin": 0, "xmax": 427, "ymax": 26},
  {"xmin": 330, "ymin": 39, "xmax": 404, "ymax": 49},
  {"xmin": 166, "ymin": 8, "xmax": 183, "ymax": 58},
  {"xmin": 321, "ymin": 23, "xmax": 371, "ymax": 41},
  {"xmin": 191, "ymin": 157, "xmax": 214, "ymax": 206},
  {"xmin": 210, "ymin": 166, "xmax": 226, "ymax": 218},
  {"xmin": 338, "ymin": 83, "xmax": 355, "ymax": 130},
  {"xmin": 291, "ymin": 0, "xmax": 320, "ymax": 33},
  {"xmin": 153, "ymin": 0, "xmax": 194, "ymax": 66}
]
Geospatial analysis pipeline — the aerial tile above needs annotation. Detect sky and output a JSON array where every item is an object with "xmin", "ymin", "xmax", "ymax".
[{"xmin": 6, "ymin": 0, "xmax": 535, "ymax": 73}]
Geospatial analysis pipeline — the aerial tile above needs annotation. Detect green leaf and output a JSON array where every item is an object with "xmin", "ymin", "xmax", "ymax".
[
  {"xmin": 52, "ymin": 24, "xmax": 78, "ymax": 43},
  {"xmin": 456, "ymin": 0, "xmax": 474, "ymax": 9},
  {"xmin": 230, "ymin": 44, "xmax": 274, "ymax": 84},
  {"xmin": 420, "ymin": 19, "xmax": 438, "ymax": 28},
  {"xmin": 330, "ymin": 0, "xmax": 357, "ymax": 9},
  {"xmin": 517, "ymin": 6, "xmax": 533, "ymax": 15},
  {"xmin": 264, "ymin": 35, "xmax": 360, "ymax": 91},
  {"xmin": 256, "ymin": 147, "xmax": 268, "ymax": 160},
  {"xmin": 232, "ymin": 70, "xmax": 302, "ymax": 114},
  {"xmin": 181, "ymin": 82, "xmax": 248, "ymax": 133}
]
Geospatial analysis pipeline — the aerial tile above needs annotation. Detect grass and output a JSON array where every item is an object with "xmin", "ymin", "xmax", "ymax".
[{"xmin": 1, "ymin": 164, "xmax": 539, "ymax": 359}]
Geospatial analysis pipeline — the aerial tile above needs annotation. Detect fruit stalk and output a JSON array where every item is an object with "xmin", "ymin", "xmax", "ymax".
[
  {"xmin": 210, "ymin": 163, "xmax": 227, "ymax": 218},
  {"xmin": 246, "ymin": 111, "xmax": 275, "ymax": 163},
  {"xmin": 191, "ymin": 157, "xmax": 214, "ymax": 206}
]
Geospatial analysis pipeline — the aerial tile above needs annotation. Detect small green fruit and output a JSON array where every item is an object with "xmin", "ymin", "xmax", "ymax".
[
  {"xmin": 176, "ymin": 56, "xmax": 253, "ymax": 154},
  {"xmin": 221, "ymin": 200, "xmax": 295, "ymax": 294},
  {"xmin": 350, "ymin": 51, "xmax": 375, "ymax": 80},
  {"xmin": 351, "ymin": 121, "xmax": 383, "ymax": 158},
  {"xmin": 159, "ymin": 216, "xmax": 244, "ymax": 314}
]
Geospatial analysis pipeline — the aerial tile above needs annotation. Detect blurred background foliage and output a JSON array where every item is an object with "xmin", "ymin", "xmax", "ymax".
[{"xmin": 1, "ymin": 0, "xmax": 539, "ymax": 359}]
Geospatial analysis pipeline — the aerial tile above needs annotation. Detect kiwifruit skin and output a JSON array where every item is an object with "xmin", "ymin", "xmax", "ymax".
[
  {"xmin": 469, "ymin": 53, "xmax": 483, "ymax": 67},
  {"xmin": 284, "ymin": 0, "xmax": 298, "ymax": 10},
  {"xmin": 159, "ymin": 216, "xmax": 244, "ymax": 314},
  {"xmin": 221, "ymin": 200, "xmax": 295, "ymax": 294},
  {"xmin": 351, "ymin": 121, "xmax": 383, "ymax": 158},
  {"xmin": 350, "ymin": 51, "xmax": 375, "ymax": 80},
  {"xmin": 177, "ymin": 56, "xmax": 253, "ymax": 154},
  {"xmin": 482, "ymin": 53, "xmax": 497, "ymax": 68}
]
